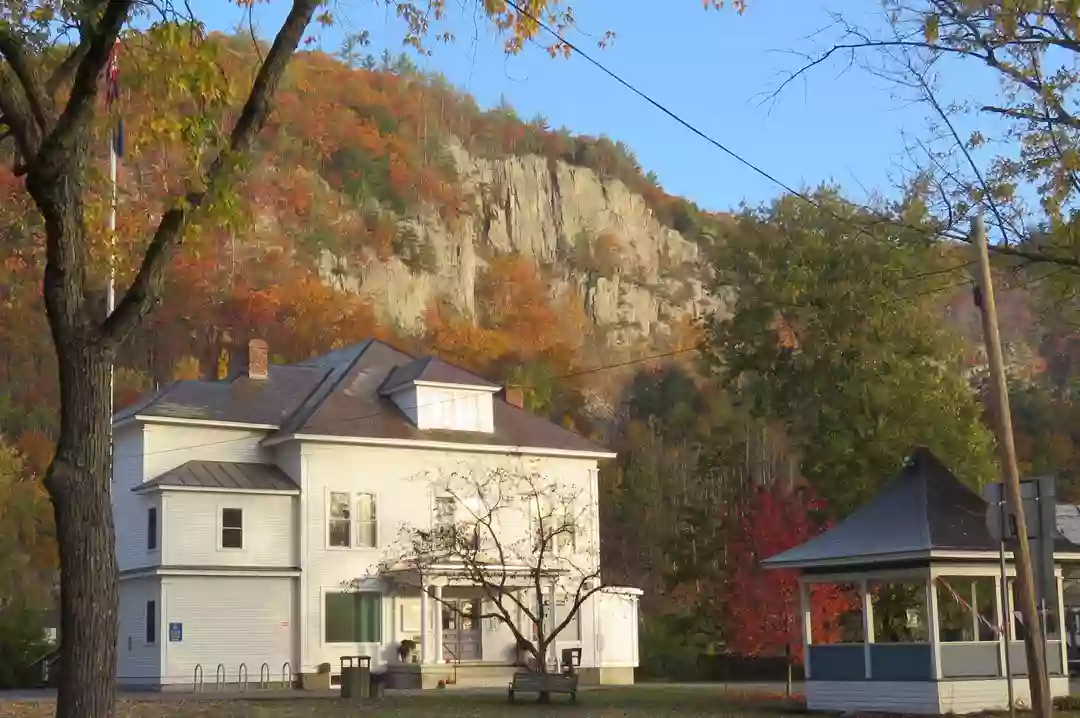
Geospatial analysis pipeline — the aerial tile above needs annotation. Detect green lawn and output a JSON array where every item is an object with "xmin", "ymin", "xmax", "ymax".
[{"xmin": 0, "ymin": 687, "xmax": 801, "ymax": 718}]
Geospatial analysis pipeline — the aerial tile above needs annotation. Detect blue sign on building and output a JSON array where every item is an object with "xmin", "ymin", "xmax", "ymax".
[{"xmin": 168, "ymin": 622, "xmax": 182, "ymax": 642}]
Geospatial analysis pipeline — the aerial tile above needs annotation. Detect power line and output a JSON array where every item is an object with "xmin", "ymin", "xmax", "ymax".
[{"xmin": 503, "ymin": 0, "xmax": 975, "ymax": 249}]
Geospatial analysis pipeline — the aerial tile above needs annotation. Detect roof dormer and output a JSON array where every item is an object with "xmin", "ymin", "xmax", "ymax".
[{"xmin": 379, "ymin": 356, "xmax": 499, "ymax": 433}]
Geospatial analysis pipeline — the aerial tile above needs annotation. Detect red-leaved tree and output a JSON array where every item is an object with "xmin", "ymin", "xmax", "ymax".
[{"xmin": 721, "ymin": 484, "xmax": 857, "ymax": 663}]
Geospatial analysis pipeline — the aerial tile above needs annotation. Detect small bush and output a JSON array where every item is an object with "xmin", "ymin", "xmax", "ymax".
[{"xmin": 0, "ymin": 604, "xmax": 52, "ymax": 689}]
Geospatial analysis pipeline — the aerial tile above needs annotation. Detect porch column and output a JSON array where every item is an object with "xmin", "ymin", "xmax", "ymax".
[
  {"xmin": 549, "ymin": 580, "xmax": 558, "ymax": 672},
  {"xmin": 419, "ymin": 581, "xmax": 429, "ymax": 664},
  {"xmin": 1058, "ymin": 574, "xmax": 1067, "ymax": 677},
  {"xmin": 860, "ymin": 579, "xmax": 874, "ymax": 680},
  {"xmin": 433, "ymin": 584, "xmax": 444, "ymax": 664},
  {"xmin": 799, "ymin": 579, "xmax": 812, "ymax": 680},
  {"xmin": 927, "ymin": 575, "xmax": 942, "ymax": 679}
]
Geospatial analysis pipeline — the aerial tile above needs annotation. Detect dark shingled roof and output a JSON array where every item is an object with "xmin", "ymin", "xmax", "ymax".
[
  {"xmin": 119, "ymin": 339, "xmax": 610, "ymax": 456},
  {"xmin": 380, "ymin": 356, "xmax": 498, "ymax": 394},
  {"xmin": 764, "ymin": 447, "xmax": 995, "ymax": 569},
  {"xmin": 135, "ymin": 460, "xmax": 299, "ymax": 492},
  {"xmin": 764, "ymin": 447, "xmax": 1080, "ymax": 570}
]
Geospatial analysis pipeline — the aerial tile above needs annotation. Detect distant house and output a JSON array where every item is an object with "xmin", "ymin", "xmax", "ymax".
[{"xmin": 111, "ymin": 339, "xmax": 641, "ymax": 690}]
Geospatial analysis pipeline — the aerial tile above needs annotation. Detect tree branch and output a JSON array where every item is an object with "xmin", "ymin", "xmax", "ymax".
[
  {"xmin": 102, "ymin": 0, "xmax": 319, "ymax": 344},
  {"xmin": 0, "ymin": 27, "xmax": 52, "ymax": 131},
  {"xmin": 38, "ymin": 0, "xmax": 132, "ymax": 170}
]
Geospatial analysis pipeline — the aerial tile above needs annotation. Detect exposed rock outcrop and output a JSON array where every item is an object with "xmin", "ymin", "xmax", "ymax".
[{"xmin": 319, "ymin": 139, "xmax": 724, "ymax": 347}]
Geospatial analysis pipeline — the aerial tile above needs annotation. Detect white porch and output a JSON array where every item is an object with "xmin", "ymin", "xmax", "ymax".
[{"xmin": 377, "ymin": 567, "xmax": 641, "ymax": 689}]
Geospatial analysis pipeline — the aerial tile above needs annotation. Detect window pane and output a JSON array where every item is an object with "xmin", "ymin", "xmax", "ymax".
[
  {"xmin": 222, "ymin": 508, "xmax": 243, "ymax": 529},
  {"xmin": 325, "ymin": 593, "xmax": 354, "ymax": 643},
  {"xmin": 222, "ymin": 528, "xmax": 243, "ymax": 549},
  {"xmin": 356, "ymin": 494, "xmax": 375, "ymax": 523},
  {"xmin": 330, "ymin": 493, "xmax": 351, "ymax": 520},
  {"xmin": 356, "ymin": 494, "xmax": 377, "ymax": 548},
  {"xmin": 329, "ymin": 520, "xmax": 350, "ymax": 548},
  {"xmin": 325, "ymin": 592, "xmax": 381, "ymax": 643},
  {"xmin": 147, "ymin": 508, "xmax": 157, "ymax": 551},
  {"xmin": 871, "ymin": 581, "xmax": 929, "ymax": 643},
  {"xmin": 808, "ymin": 582, "xmax": 863, "ymax": 644},
  {"xmin": 436, "ymin": 497, "xmax": 455, "ymax": 525},
  {"xmin": 357, "ymin": 521, "xmax": 376, "ymax": 548},
  {"xmin": 937, "ymin": 577, "xmax": 976, "ymax": 642},
  {"xmin": 146, "ymin": 600, "xmax": 156, "ymax": 644},
  {"xmin": 329, "ymin": 493, "xmax": 351, "ymax": 547}
]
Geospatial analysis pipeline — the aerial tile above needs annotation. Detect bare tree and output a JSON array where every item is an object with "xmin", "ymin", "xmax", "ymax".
[{"xmin": 377, "ymin": 462, "xmax": 604, "ymax": 701}]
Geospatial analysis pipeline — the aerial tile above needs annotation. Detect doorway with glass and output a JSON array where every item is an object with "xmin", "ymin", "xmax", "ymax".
[{"xmin": 442, "ymin": 598, "xmax": 481, "ymax": 661}]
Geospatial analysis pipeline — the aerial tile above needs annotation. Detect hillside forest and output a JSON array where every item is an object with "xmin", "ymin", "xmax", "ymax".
[{"xmin": 2, "ymin": 32, "xmax": 1080, "ymax": 684}]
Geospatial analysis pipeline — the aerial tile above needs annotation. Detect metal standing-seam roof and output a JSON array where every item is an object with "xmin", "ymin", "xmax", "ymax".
[{"xmin": 133, "ymin": 460, "xmax": 299, "ymax": 493}]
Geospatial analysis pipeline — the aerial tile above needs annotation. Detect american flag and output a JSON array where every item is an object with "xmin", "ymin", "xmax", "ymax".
[{"xmin": 105, "ymin": 39, "xmax": 124, "ymax": 158}]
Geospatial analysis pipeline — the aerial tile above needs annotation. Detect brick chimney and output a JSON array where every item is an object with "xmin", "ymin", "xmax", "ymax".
[
  {"xmin": 501, "ymin": 386, "xmax": 525, "ymax": 409},
  {"xmin": 245, "ymin": 339, "xmax": 269, "ymax": 380}
]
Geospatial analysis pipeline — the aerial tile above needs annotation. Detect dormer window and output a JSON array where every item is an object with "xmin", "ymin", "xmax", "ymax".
[{"xmin": 379, "ymin": 356, "xmax": 499, "ymax": 433}]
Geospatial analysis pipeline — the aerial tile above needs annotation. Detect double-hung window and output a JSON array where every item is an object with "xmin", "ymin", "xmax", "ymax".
[
  {"xmin": 328, "ymin": 492, "xmax": 377, "ymax": 548},
  {"xmin": 325, "ymin": 591, "xmax": 382, "ymax": 643},
  {"xmin": 221, "ymin": 508, "xmax": 243, "ymax": 549}
]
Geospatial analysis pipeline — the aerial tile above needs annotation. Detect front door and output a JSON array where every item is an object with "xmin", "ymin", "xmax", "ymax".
[{"xmin": 442, "ymin": 598, "xmax": 482, "ymax": 661}]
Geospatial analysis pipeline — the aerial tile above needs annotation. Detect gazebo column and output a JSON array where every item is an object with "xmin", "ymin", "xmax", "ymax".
[
  {"xmin": 860, "ymin": 579, "xmax": 874, "ymax": 680},
  {"xmin": 927, "ymin": 575, "xmax": 942, "ymax": 679},
  {"xmin": 799, "ymin": 579, "xmax": 812, "ymax": 679},
  {"xmin": 1058, "ymin": 574, "xmax": 1067, "ymax": 677},
  {"xmin": 994, "ymin": 573, "xmax": 1007, "ymax": 677}
]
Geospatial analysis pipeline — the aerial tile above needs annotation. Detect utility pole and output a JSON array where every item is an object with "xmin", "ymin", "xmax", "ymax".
[{"xmin": 971, "ymin": 215, "xmax": 1051, "ymax": 718}]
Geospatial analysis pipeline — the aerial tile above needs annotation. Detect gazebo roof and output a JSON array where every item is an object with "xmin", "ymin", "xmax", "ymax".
[{"xmin": 764, "ymin": 447, "xmax": 1008, "ymax": 570}]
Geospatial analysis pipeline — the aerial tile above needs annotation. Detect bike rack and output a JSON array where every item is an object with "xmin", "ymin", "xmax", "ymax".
[
  {"xmin": 238, "ymin": 662, "xmax": 248, "ymax": 692},
  {"xmin": 281, "ymin": 662, "xmax": 292, "ymax": 689},
  {"xmin": 192, "ymin": 664, "xmax": 204, "ymax": 693},
  {"xmin": 259, "ymin": 663, "xmax": 270, "ymax": 689},
  {"xmin": 215, "ymin": 663, "xmax": 225, "ymax": 690}
]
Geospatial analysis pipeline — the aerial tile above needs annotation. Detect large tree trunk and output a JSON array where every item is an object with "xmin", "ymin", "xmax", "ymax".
[{"xmin": 45, "ymin": 344, "xmax": 118, "ymax": 718}]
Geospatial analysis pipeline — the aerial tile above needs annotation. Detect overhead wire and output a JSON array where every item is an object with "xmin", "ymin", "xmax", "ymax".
[{"xmin": 501, "ymin": 0, "xmax": 992, "ymax": 280}]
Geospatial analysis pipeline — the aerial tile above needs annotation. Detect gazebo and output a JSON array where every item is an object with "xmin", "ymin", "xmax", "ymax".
[{"xmin": 764, "ymin": 447, "xmax": 1078, "ymax": 714}]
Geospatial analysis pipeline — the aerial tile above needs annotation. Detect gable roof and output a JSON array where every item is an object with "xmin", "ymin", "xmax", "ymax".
[
  {"xmin": 379, "ymin": 355, "xmax": 498, "ymax": 394},
  {"xmin": 134, "ymin": 460, "xmax": 299, "ymax": 493},
  {"xmin": 118, "ymin": 339, "xmax": 611, "ymax": 457}
]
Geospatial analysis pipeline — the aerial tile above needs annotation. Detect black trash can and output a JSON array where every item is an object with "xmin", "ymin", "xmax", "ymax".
[
  {"xmin": 370, "ymin": 670, "xmax": 385, "ymax": 699},
  {"xmin": 561, "ymin": 647, "xmax": 582, "ymax": 676},
  {"xmin": 340, "ymin": 656, "xmax": 372, "ymax": 700}
]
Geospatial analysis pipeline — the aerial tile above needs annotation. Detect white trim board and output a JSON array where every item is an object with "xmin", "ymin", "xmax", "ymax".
[{"xmin": 264, "ymin": 432, "xmax": 616, "ymax": 459}]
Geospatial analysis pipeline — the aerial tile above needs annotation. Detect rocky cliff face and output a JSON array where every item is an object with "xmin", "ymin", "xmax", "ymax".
[{"xmin": 318, "ymin": 139, "xmax": 723, "ymax": 348}]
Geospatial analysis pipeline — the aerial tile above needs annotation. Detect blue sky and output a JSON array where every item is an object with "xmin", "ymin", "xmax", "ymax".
[{"xmin": 193, "ymin": 0, "xmax": 939, "ymax": 213}]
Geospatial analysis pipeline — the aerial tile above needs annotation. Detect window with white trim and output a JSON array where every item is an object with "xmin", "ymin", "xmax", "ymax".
[
  {"xmin": 325, "ymin": 591, "xmax": 382, "ymax": 643},
  {"xmin": 221, "ymin": 508, "xmax": 243, "ymax": 549},
  {"xmin": 146, "ymin": 507, "xmax": 157, "ymax": 551},
  {"xmin": 145, "ymin": 600, "xmax": 157, "ymax": 645},
  {"xmin": 329, "ymin": 492, "xmax": 351, "ymax": 548}
]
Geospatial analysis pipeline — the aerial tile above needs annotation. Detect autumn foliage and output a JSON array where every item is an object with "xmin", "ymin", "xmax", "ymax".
[{"xmin": 721, "ymin": 484, "xmax": 857, "ymax": 662}]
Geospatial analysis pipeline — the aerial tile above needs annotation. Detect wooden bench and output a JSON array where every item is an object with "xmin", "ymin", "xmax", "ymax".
[{"xmin": 507, "ymin": 671, "xmax": 578, "ymax": 702}]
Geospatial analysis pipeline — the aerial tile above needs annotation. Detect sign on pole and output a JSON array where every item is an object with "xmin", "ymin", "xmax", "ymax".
[{"xmin": 984, "ymin": 476, "xmax": 1057, "ymax": 625}]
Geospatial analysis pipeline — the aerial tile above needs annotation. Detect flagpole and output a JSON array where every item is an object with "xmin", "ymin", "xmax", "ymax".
[{"xmin": 106, "ymin": 41, "xmax": 118, "ymax": 444}]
